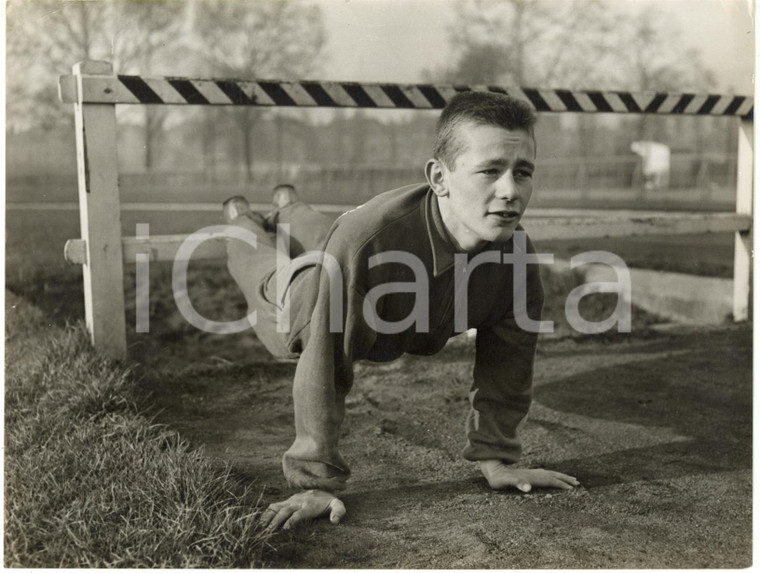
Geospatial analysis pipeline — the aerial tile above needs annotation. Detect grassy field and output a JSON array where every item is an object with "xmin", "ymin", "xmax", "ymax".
[{"xmin": 5, "ymin": 292, "xmax": 274, "ymax": 567}]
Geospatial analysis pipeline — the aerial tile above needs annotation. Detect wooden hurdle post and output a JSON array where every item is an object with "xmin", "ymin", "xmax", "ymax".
[
  {"xmin": 733, "ymin": 118, "xmax": 753, "ymax": 321},
  {"xmin": 68, "ymin": 61, "xmax": 127, "ymax": 359}
]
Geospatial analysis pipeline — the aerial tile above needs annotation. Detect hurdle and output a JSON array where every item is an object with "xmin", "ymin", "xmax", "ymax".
[{"xmin": 58, "ymin": 60, "xmax": 753, "ymax": 359}]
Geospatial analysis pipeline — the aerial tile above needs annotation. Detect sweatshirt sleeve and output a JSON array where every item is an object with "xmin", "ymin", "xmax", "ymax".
[
  {"xmin": 281, "ymin": 239, "xmax": 376, "ymax": 492},
  {"xmin": 462, "ymin": 238, "xmax": 544, "ymax": 464}
]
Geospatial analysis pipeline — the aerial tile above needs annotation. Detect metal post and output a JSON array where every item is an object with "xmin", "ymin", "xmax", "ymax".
[
  {"xmin": 72, "ymin": 60, "xmax": 128, "ymax": 358},
  {"xmin": 733, "ymin": 118, "xmax": 753, "ymax": 322}
]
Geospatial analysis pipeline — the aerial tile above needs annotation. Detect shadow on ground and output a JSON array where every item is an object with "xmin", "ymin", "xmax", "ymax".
[{"xmin": 139, "ymin": 326, "xmax": 751, "ymax": 568}]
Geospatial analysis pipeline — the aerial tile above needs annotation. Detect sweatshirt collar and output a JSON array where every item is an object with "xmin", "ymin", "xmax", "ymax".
[
  {"xmin": 425, "ymin": 189, "xmax": 458, "ymax": 277},
  {"xmin": 424, "ymin": 187, "xmax": 516, "ymax": 277}
]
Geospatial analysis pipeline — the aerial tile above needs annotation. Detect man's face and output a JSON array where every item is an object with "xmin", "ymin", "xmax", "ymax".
[{"xmin": 432, "ymin": 121, "xmax": 536, "ymax": 251}]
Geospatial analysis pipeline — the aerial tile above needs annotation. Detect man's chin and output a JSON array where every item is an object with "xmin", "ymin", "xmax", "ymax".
[
  {"xmin": 494, "ymin": 225, "xmax": 520, "ymax": 243},
  {"xmin": 472, "ymin": 222, "xmax": 521, "ymax": 246}
]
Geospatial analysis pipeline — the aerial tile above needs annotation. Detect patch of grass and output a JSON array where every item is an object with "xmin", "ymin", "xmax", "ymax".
[{"xmin": 5, "ymin": 294, "xmax": 272, "ymax": 568}]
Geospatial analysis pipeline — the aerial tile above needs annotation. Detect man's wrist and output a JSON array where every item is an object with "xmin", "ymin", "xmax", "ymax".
[
  {"xmin": 303, "ymin": 488, "xmax": 335, "ymax": 495},
  {"xmin": 478, "ymin": 459, "xmax": 505, "ymax": 477}
]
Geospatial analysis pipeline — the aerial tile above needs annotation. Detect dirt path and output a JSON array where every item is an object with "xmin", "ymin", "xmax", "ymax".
[{"xmin": 141, "ymin": 326, "xmax": 752, "ymax": 568}]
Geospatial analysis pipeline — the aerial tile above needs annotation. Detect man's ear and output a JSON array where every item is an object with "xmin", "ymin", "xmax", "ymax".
[{"xmin": 425, "ymin": 158, "xmax": 449, "ymax": 197}]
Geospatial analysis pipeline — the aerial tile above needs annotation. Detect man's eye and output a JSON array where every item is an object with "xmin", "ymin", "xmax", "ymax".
[
  {"xmin": 515, "ymin": 170, "xmax": 534, "ymax": 179},
  {"xmin": 480, "ymin": 169, "xmax": 499, "ymax": 175}
]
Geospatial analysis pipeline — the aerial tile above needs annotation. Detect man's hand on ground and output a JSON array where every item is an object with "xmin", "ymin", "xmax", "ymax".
[
  {"xmin": 479, "ymin": 460, "xmax": 580, "ymax": 492},
  {"xmin": 260, "ymin": 489, "xmax": 346, "ymax": 531}
]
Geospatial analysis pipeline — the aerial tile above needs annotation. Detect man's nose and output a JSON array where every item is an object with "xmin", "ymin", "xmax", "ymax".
[{"xmin": 494, "ymin": 172, "xmax": 519, "ymax": 201}]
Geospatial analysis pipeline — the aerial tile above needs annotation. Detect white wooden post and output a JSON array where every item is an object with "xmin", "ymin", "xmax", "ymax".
[
  {"xmin": 733, "ymin": 118, "xmax": 753, "ymax": 322},
  {"xmin": 73, "ymin": 61, "xmax": 128, "ymax": 358}
]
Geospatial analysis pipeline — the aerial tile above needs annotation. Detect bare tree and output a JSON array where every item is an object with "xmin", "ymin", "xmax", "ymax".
[
  {"xmin": 6, "ymin": 0, "xmax": 182, "ymax": 171},
  {"xmin": 435, "ymin": 0, "xmax": 619, "ymax": 88},
  {"xmin": 428, "ymin": 0, "xmax": 718, "ymax": 157},
  {"xmin": 6, "ymin": 0, "xmax": 112, "ymax": 131},
  {"xmin": 615, "ymin": 5, "xmax": 717, "ymax": 141},
  {"xmin": 109, "ymin": 2, "xmax": 185, "ymax": 171},
  {"xmin": 436, "ymin": 0, "xmax": 715, "ymax": 91},
  {"xmin": 184, "ymin": 0, "xmax": 326, "ymax": 181}
]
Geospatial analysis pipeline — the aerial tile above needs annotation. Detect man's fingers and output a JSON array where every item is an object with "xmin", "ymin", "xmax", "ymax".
[
  {"xmin": 534, "ymin": 471, "xmax": 575, "ymax": 490},
  {"xmin": 282, "ymin": 509, "xmax": 307, "ymax": 531},
  {"xmin": 507, "ymin": 471, "xmax": 579, "ymax": 492},
  {"xmin": 259, "ymin": 505, "xmax": 280, "ymax": 527},
  {"xmin": 267, "ymin": 506, "xmax": 295, "ymax": 531},
  {"xmin": 516, "ymin": 478, "xmax": 570, "ymax": 492},
  {"xmin": 549, "ymin": 478, "xmax": 574, "ymax": 490},
  {"xmin": 548, "ymin": 470, "xmax": 580, "ymax": 486},
  {"xmin": 497, "ymin": 474, "xmax": 531, "ymax": 492},
  {"xmin": 328, "ymin": 497, "xmax": 347, "ymax": 524},
  {"xmin": 485, "ymin": 466, "xmax": 581, "ymax": 493}
]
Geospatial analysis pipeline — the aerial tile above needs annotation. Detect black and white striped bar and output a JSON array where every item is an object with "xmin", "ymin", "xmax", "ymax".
[{"xmin": 59, "ymin": 74, "xmax": 754, "ymax": 118}]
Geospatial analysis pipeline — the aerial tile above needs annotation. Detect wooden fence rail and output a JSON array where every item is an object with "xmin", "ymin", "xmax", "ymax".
[{"xmin": 59, "ymin": 60, "xmax": 754, "ymax": 359}]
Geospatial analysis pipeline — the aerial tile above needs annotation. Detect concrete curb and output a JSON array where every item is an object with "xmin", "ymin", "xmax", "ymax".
[{"xmin": 567, "ymin": 259, "xmax": 733, "ymax": 325}]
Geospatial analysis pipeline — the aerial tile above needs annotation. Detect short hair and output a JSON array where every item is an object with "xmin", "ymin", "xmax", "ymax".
[
  {"xmin": 273, "ymin": 183, "xmax": 296, "ymax": 192},
  {"xmin": 433, "ymin": 91, "xmax": 537, "ymax": 169}
]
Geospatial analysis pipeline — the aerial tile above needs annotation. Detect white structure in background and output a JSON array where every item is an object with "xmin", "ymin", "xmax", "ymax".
[{"xmin": 631, "ymin": 141, "xmax": 671, "ymax": 190}]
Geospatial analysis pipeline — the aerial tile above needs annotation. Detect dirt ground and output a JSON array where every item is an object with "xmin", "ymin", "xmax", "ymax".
[{"xmin": 139, "ymin": 324, "xmax": 752, "ymax": 569}]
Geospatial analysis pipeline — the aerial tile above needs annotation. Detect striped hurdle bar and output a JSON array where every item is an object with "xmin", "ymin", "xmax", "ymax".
[
  {"xmin": 59, "ymin": 72, "xmax": 754, "ymax": 118},
  {"xmin": 60, "ymin": 61, "xmax": 753, "ymax": 359}
]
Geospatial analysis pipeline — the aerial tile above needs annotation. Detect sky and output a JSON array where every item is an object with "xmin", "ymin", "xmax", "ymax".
[{"xmin": 315, "ymin": 0, "xmax": 754, "ymax": 94}]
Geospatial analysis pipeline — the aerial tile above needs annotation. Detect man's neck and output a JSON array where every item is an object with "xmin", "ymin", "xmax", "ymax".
[{"xmin": 435, "ymin": 195, "xmax": 487, "ymax": 253}]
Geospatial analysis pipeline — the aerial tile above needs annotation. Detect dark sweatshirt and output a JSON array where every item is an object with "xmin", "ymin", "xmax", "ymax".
[{"xmin": 269, "ymin": 183, "xmax": 544, "ymax": 492}]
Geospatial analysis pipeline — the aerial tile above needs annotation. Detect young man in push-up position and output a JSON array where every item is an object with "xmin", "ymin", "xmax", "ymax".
[{"xmin": 223, "ymin": 92, "xmax": 579, "ymax": 531}]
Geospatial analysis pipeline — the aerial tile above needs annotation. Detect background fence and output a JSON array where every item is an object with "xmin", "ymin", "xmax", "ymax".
[{"xmin": 7, "ymin": 152, "xmax": 739, "ymax": 209}]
